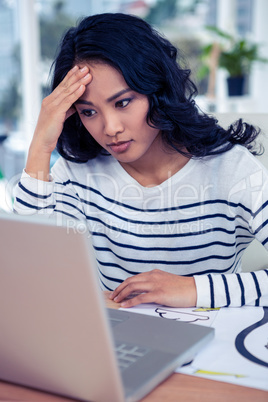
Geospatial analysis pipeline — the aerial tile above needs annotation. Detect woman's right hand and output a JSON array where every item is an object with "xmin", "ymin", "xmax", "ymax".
[{"xmin": 25, "ymin": 65, "xmax": 92, "ymax": 180}]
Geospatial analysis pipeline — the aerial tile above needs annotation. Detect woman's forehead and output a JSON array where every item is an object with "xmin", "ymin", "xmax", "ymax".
[{"xmin": 78, "ymin": 63, "xmax": 130, "ymax": 104}]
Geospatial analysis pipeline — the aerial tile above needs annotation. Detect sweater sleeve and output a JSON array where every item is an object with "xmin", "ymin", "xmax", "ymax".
[
  {"xmin": 13, "ymin": 169, "xmax": 86, "ymax": 223},
  {"xmin": 194, "ymin": 158, "xmax": 268, "ymax": 308},
  {"xmin": 194, "ymin": 269, "xmax": 268, "ymax": 307}
]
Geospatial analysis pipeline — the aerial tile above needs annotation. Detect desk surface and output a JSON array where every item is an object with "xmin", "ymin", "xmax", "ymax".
[{"xmin": 0, "ymin": 292, "xmax": 267, "ymax": 402}]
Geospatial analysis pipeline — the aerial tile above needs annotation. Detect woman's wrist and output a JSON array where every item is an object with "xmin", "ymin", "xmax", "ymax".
[
  {"xmin": 189, "ymin": 276, "xmax": 197, "ymax": 307},
  {"xmin": 25, "ymin": 140, "xmax": 53, "ymax": 181}
]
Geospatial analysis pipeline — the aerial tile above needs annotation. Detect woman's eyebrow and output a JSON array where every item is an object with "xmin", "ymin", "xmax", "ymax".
[
  {"xmin": 75, "ymin": 88, "xmax": 132, "ymax": 106},
  {"xmin": 106, "ymin": 88, "xmax": 132, "ymax": 102}
]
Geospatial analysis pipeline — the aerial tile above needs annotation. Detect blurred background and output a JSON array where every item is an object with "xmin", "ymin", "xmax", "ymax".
[{"xmin": 0, "ymin": 0, "xmax": 268, "ymax": 211}]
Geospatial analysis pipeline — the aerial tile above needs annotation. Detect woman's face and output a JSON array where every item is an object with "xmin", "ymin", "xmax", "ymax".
[{"xmin": 75, "ymin": 62, "xmax": 161, "ymax": 165}]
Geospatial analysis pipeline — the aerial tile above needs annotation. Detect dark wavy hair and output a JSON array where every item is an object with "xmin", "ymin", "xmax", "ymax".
[{"xmin": 51, "ymin": 13, "xmax": 261, "ymax": 163}]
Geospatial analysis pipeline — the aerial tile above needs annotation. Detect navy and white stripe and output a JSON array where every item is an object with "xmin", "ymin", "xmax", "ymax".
[{"xmin": 14, "ymin": 145, "xmax": 268, "ymax": 307}]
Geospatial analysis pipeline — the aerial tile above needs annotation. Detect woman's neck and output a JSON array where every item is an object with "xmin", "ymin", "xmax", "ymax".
[{"xmin": 119, "ymin": 142, "xmax": 190, "ymax": 187}]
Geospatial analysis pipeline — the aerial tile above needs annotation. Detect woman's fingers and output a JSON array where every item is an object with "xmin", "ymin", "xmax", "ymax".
[
  {"xmin": 110, "ymin": 272, "xmax": 148, "ymax": 301},
  {"xmin": 110, "ymin": 269, "xmax": 197, "ymax": 308},
  {"xmin": 31, "ymin": 65, "xmax": 91, "ymax": 154},
  {"xmin": 120, "ymin": 291, "xmax": 158, "ymax": 308},
  {"xmin": 50, "ymin": 66, "xmax": 91, "ymax": 111}
]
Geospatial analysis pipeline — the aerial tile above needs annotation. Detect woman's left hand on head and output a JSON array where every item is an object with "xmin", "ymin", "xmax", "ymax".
[{"xmin": 109, "ymin": 269, "xmax": 197, "ymax": 308}]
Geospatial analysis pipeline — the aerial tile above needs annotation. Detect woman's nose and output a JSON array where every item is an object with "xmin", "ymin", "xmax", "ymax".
[{"xmin": 103, "ymin": 112, "xmax": 124, "ymax": 137}]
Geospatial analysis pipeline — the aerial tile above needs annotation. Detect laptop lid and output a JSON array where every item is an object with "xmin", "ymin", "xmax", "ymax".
[{"xmin": 0, "ymin": 212, "xmax": 214, "ymax": 402}]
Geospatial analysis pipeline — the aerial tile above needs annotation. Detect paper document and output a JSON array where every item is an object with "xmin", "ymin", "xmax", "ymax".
[{"xmin": 121, "ymin": 304, "xmax": 268, "ymax": 391}]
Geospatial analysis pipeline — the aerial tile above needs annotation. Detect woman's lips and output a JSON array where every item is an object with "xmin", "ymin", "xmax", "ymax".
[{"xmin": 108, "ymin": 140, "xmax": 132, "ymax": 154}]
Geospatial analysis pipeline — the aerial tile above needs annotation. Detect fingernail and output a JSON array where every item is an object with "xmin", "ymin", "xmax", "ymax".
[
  {"xmin": 80, "ymin": 66, "xmax": 87, "ymax": 72},
  {"xmin": 82, "ymin": 73, "xmax": 90, "ymax": 80}
]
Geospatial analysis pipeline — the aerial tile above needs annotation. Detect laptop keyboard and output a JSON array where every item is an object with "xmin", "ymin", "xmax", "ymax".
[{"xmin": 115, "ymin": 342, "xmax": 150, "ymax": 371}]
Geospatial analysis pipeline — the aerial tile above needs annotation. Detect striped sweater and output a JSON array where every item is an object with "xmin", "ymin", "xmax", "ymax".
[{"xmin": 14, "ymin": 145, "xmax": 268, "ymax": 308}]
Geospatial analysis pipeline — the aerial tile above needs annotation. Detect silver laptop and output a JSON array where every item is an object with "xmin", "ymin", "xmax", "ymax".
[{"xmin": 0, "ymin": 212, "xmax": 214, "ymax": 402}]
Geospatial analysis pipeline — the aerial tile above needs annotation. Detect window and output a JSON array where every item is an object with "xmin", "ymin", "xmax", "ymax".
[{"xmin": 0, "ymin": 0, "xmax": 267, "ymax": 211}]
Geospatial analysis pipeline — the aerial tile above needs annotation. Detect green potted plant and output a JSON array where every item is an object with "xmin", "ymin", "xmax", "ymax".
[{"xmin": 199, "ymin": 26, "xmax": 268, "ymax": 96}]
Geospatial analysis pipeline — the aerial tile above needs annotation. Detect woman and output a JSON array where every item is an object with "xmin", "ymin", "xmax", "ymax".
[{"xmin": 14, "ymin": 13, "xmax": 268, "ymax": 308}]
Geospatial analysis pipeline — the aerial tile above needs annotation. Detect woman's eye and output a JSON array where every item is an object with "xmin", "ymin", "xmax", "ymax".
[
  {"xmin": 116, "ymin": 98, "xmax": 131, "ymax": 108},
  {"xmin": 81, "ymin": 109, "xmax": 96, "ymax": 117}
]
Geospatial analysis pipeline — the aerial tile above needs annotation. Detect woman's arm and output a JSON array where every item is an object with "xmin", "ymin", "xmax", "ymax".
[
  {"xmin": 14, "ymin": 66, "xmax": 92, "ymax": 219},
  {"xmin": 25, "ymin": 65, "xmax": 91, "ymax": 181},
  {"xmin": 109, "ymin": 267, "xmax": 268, "ymax": 308},
  {"xmin": 194, "ymin": 268, "xmax": 268, "ymax": 308},
  {"xmin": 13, "ymin": 161, "xmax": 86, "ymax": 222}
]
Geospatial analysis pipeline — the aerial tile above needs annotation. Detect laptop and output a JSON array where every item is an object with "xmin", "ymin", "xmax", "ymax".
[{"xmin": 0, "ymin": 212, "xmax": 214, "ymax": 402}]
